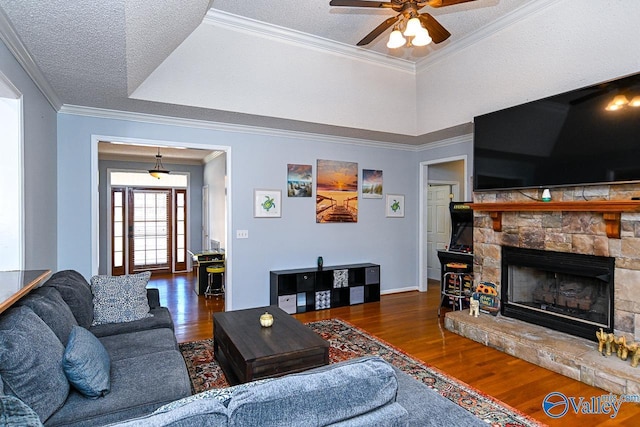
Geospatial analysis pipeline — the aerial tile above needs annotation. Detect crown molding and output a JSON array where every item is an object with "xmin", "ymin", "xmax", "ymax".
[
  {"xmin": 204, "ymin": 9, "xmax": 416, "ymax": 74},
  {"xmin": 0, "ymin": 7, "xmax": 61, "ymax": 109},
  {"xmin": 415, "ymin": 133, "xmax": 472, "ymax": 151},
  {"xmin": 60, "ymin": 104, "xmax": 426, "ymax": 151},
  {"xmin": 416, "ymin": 0, "xmax": 558, "ymax": 73}
]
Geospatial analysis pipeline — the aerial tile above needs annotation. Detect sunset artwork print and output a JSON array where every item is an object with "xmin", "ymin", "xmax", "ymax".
[
  {"xmin": 362, "ymin": 169, "xmax": 383, "ymax": 199},
  {"xmin": 316, "ymin": 159, "xmax": 358, "ymax": 223},
  {"xmin": 287, "ymin": 164, "xmax": 312, "ymax": 197}
]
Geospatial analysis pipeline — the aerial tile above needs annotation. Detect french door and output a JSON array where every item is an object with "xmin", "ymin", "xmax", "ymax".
[{"xmin": 111, "ymin": 187, "xmax": 187, "ymax": 275}]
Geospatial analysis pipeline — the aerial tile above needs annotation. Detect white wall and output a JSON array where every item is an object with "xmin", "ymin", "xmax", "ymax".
[
  {"xmin": 0, "ymin": 40, "xmax": 57, "ymax": 271},
  {"xmin": 203, "ymin": 153, "xmax": 227, "ymax": 250},
  {"xmin": 131, "ymin": 18, "xmax": 417, "ymax": 135},
  {"xmin": 416, "ymin": 0, "xmax": 640, "ymax": 135},
  {"xmin": 57, "ymin": 114, "xmax": 419, "ymax": 310}
]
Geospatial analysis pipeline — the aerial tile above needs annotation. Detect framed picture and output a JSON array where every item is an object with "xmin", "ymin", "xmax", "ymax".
[
  {"xmin": 385, "ymin": 194, "xmax": 405, "ymax": 218},
  {"xmin": 362, "ymin": 169, "xmax": 383, "ymax": 199},
  {"xmin": 316, "ymin": 159, "xmax": 358, "ymax": 223},
  {"xmin": 287, "ymin": 164, "xmax": 312, "ymax": 197},
  {"xmin": 254, "ymin": 189, "xmax": 281, "ymax": 218}
]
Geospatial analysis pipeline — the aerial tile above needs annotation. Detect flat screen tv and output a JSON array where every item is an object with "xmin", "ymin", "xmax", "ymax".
[{"xmin": 473, "ymin": 72, "xmax": 640, "ymax": 191}]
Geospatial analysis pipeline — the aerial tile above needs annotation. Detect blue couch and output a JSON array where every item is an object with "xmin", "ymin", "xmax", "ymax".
[
  {"xmin": 109, "ymin": 356, "xmax": 486, "ymax": 427},
  {"xmin": 1, "ymin": 270, "xmax": 487, "ymax": 427},
  {"xmin": 0, "ymin": 270, "xmax": 192, "ymax": 426}
]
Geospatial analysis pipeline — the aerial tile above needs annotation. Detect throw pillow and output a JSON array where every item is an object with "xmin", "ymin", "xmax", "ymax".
[
  {"xmin": 0, "ymin": 306, "xmax": 69, "ymax": 422},
  {"xmin": 0, "ymin": 395, "xmax": 44, "ymax": 427},
  {"xmin": 90, "ymin": 271, "xmax": 153, "ymax": 325},
  {"xmin": 43, "ymin": 270, "xmax": 94, "ymax": 328},
  {"xmin": 17, "ymin": 286, "xmax": 78, "ymax": 346},
  {"xmin": 62, "ymin": 326, "xmax": 111, "ymax": 398}
]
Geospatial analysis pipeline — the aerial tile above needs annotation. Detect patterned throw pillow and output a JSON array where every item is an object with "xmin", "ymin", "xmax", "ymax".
[{"xmin": 90, "ymin": 272, "xmax": 153, "ymax": 325}]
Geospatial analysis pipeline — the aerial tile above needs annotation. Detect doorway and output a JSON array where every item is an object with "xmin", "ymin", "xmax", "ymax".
[
  {"xmin": 111, "ymin": 186, "xmax": 188, "ymax": 275},
  {"xmin": 426, "ymin": 183, "xmax": 459, "ymax": 280},
  {"xmin": 418, "ymin": 156, "xmax": 468, "ymax": 292},
  {"xmin": 93, "ymin": 136, "xmax": 232, "ymax": 309}
]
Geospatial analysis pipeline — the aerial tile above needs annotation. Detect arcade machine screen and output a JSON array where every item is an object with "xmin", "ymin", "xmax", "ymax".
[{"xmin": 448, "ymin": 202, "xmax": 473, "ymax": 254}]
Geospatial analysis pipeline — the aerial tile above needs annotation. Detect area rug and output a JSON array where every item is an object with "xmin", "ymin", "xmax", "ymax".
[{"xmin": 179, "ymin": 318, "xmax": 543, "ymax": 427}]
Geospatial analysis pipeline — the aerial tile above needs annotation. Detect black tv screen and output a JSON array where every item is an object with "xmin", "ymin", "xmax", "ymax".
[{"xmin": 473, "ymin": 72, "xmax": 640, "ymax": 191}]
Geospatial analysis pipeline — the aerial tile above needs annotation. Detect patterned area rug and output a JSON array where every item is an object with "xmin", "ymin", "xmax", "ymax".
[{"xmin": 179, "ymin": 318, "xmax": 543, "ymax": 427}]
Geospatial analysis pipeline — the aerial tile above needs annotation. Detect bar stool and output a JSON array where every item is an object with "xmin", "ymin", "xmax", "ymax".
[
  {"xmin": 205, "ymin": 265, "xmax": 225, "ymax": 298},
  {"xmin": 438, "ymin": 263, "xmax": 472, "ymax": 317}
]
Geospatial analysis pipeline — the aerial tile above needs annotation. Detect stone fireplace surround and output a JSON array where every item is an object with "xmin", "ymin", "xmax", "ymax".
[{"xmin": 444, "ymin": 183, "xmax": 640, "ymax": 395}]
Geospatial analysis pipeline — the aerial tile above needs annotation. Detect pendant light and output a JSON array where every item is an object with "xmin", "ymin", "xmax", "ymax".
[{"xmin": 148, "ymin": 147, "xmax": 170, "ymax": 179}]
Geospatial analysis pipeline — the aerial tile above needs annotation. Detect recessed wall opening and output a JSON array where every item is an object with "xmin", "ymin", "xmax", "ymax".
[{"xmin": 501, "ymin": 246, "xmax": 614, "ymax": 341}]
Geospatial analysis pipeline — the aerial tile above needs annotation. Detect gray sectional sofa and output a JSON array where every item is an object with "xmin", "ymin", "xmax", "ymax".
[
  {"xmin": 110, "ymin": 356, "xmax": 487, "ymax": 427},
  {"xmin": 0, "ymin": 270, "xmax": 192, "ymax": 426},
  {"xmin": 1, "ymin": 270, "xmax": 488, "ymax": 427}
]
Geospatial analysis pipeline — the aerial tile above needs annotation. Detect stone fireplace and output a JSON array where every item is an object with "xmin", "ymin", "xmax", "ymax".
[
  {"xmin": 472, "ymin": 184, "xmax": 640, "ymax": 342},
  {"xmin": 444, "ymin": 183, "xmax": 640, "ymax": 395}
]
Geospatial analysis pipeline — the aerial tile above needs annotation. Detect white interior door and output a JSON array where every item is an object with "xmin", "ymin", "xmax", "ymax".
[{"xmin": 426, "ymin": 183, "xmax": 461, "ymax": 280}]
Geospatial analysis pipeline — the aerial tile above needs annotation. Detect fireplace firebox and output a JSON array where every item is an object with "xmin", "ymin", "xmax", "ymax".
[{"xmin": 501, "ymin": 246, "xmax": 614, "ymax": 341}]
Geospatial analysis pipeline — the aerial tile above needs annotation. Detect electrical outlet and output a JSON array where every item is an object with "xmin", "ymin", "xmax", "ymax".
[{"xmin": 236, "ymin": 229, "xmax": 249, "ymax": 239}]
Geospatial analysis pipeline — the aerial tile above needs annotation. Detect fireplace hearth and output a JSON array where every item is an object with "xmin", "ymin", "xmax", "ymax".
[{"xmin": 501, "ymin": 246, "xmax": 614, "ymax": 341}]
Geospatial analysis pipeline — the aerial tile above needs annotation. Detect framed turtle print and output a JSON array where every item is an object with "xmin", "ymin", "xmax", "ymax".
[
  {"xmin": 385, "ymin": 194, "xmax": 404, "ymax": 218},
  {"xmin": 254, "ymin": 189, "xmax": 281, "ymax": 218}
]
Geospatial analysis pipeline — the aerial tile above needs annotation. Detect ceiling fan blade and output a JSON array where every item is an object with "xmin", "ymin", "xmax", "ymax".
[
  {"xmin": 329, "ymin": 0, "xmax": 394, "ymax": 8},
  {"xmin": 357, "ymin": 15, "xmax": 400, "ymax": 46},
  {"xmin": 419, "ymin": 13, "xmax": 451, "ymax": 44},
  {"xmin": 427, "ymin": 0, "xmax": 477, "ymax": 7}
]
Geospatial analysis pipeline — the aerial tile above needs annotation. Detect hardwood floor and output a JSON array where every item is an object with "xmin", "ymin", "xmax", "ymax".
[{"xmin": 150, "ymin": 272, "xmax": 640, "ymax": 426}]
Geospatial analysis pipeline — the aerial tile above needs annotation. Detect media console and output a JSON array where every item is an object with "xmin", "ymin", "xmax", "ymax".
[{"xmin": 270, "ymin": 263, "xmax": 380, "ymax": 314}]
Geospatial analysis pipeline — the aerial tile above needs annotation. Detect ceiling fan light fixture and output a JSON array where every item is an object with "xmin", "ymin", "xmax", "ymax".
[
  {"xmin": 628, "ymin": 96, "xmax": 640, "ymax": 107},
  {"xmin": 403, "ymin": 17, "xmax": 423, "ymax": 37},
  {"xmin": 387, "ymin": 28, "xmax": 406, "ymax": 49},
  {"xmin": 411, "ymin": 27, "xmax": 433, "ymax": 46}
]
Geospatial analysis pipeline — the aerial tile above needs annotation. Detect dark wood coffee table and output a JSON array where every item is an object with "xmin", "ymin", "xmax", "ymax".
[{"xmin": 213, "ymin": 305, "xmax": 329, "ymax": 385}]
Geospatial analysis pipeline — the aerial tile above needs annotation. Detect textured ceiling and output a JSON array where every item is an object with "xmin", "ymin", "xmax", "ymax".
[{"xmin": 0, "ymin": 0, "xmax": 533, "ymax": 146}]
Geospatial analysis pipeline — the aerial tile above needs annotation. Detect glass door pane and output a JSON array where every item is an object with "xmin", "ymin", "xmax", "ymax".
[{"xmin": 129, "ymin": 189, "xmax": 172, "ymax": 272}]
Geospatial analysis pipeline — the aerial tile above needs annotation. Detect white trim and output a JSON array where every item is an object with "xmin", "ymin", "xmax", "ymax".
[
  {"xmin": 418, "ymin": 155, "xmax": 468, "ymax": 293},
  {"xmin": 415, "ymin": 133, "xmax": 473, "ymax": 152},
  {"xmin": 0, "ymin": 7, "xmax": 62, "ymax": 109},
  {"xmin": 205, "ymin": 9, "xmax": 415, "ymax": 74},
  {"xmin": 416, "ymin": 0, "xmax": 559, "ymax": 73},
  {"xmin": 381, "ymin": 286, "xmax": 419, "ymax": 295},
  {"xmin": 91, "ymin": 136, "xmax": 100, "ymax": 275}
]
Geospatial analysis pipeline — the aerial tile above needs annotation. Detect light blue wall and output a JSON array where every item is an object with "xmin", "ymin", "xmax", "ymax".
[
  {"xmin": 97, "ymin": 159, "xmax": 204, "ymax": 275},
  {"xmin": 57, "ymin": 113, "xmax": 431, "ymax": 310},
  {"xmin": 0, "ymin": 39, "xmax": 57, "ymax": 271}
]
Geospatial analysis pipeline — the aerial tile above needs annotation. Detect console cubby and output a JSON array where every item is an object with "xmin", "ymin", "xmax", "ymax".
[{"xmin": 270, "ymin": 263, "xmax": 380, "ymax": 314}]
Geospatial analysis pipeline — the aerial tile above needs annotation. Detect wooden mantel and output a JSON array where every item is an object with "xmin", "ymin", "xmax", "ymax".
[{"xmin": 468, "ymin": 200, "xmax": 640, "ymax": 239}]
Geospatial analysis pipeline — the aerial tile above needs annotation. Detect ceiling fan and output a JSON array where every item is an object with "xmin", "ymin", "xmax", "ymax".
[{"xmin": 329, "ymin": 0, "xmax": 477, "ymax": 48}]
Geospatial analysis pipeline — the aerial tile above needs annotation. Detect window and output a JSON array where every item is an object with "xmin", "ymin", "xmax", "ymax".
[{"xmin": 0, "ymin": 73, "xmax": 23, "ymax": 270}]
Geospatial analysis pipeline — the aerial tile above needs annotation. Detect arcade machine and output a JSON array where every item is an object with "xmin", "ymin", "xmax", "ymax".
[{"xmin": 437, "ymin": 201, "xmax": 474, "ymax": 316}]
